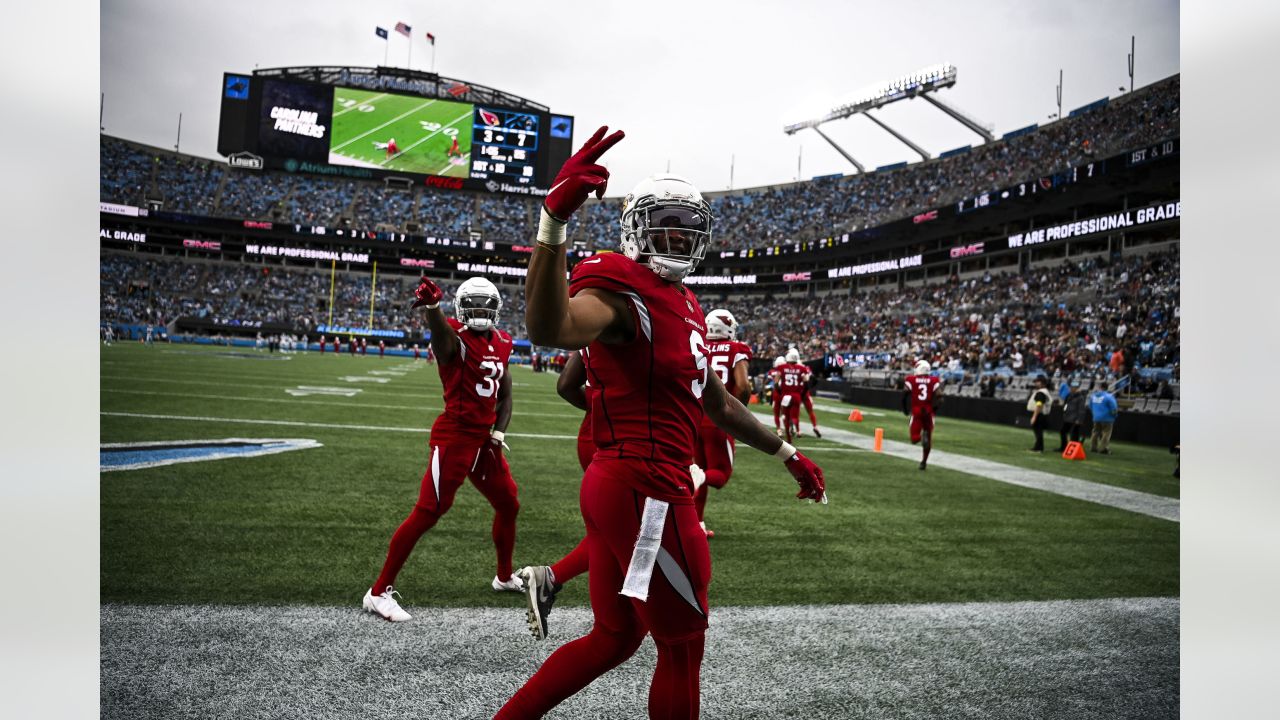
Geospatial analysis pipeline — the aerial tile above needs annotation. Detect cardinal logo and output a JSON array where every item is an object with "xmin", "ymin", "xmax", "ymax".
[{"xmin": 479, "ymin": 108, "xmax": 501, "ymax": 127}]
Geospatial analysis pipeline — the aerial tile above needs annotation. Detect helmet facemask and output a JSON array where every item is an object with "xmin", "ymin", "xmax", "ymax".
[{"xmin": 620, "ymin": 196, "xmax": 712, "ymax": 282}]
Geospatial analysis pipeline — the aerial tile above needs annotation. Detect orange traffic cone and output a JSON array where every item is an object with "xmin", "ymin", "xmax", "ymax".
[
  {"xmin": 848, "ymin": 409, "xmax": 864, "ymax": 422},
  {"xmin": 749, "ymin": 393, "xmax": 759, "ymax": 405},
  {"xmin": 873, "ymin": 427, "xmax": 884, "ymax": 452},
  {"xmin": 1062, "ymin": 441, "xmax": 1087, "ymax": 461}
]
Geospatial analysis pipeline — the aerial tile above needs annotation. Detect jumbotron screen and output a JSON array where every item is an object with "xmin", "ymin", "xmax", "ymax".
[{"xmin": 218, "ymin": 73, "xmax": 573, "ymax": 195}]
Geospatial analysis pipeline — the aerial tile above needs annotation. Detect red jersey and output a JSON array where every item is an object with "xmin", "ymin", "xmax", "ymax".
[
  {"xmin": 905, "ymin": 374, "xmax": 942, "ymax": 414},
  {"xmin": 570, "ymin": 253, "xmax": 707, "ymax": 503},
  {"xmin": 701, "ymin": 339, "xmax": 752, "ymax": 428},
  {"xmin": 775, "ymin": 363, "xmax": 810, "ymax": 398},
  {"xmin": 432, "ymin": 317, "xmax": 513, "ymax": 440}
]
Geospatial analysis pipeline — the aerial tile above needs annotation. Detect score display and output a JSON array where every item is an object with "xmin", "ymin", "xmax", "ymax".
[
  {"xmin": 470, "ymin": 107, "xmax": 539, "ymax": 185},
  {"xmin": 218, "ymin": 73, "xmax": 573, "ymax": 195}
]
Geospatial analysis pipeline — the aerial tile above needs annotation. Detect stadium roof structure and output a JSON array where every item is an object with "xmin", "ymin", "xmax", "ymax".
[
  {"xmin": 253, "ymin": 66, "xmax": 549, "ymax": 112},
  {"xmin": 783, "ymin": 63, "xmax": 994, "ymax": 173}
]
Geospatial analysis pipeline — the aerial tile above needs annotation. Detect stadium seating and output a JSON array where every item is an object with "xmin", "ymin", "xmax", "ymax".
[
  {"xmin": 101, "ymin": 242, "xmax": 1178, "ymax": 399},
  {"xmin": 99, "ymin": 76, "xmax": 1179, "ymax": 252}
]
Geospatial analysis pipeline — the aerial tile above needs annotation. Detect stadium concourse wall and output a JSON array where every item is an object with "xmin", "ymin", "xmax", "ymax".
[{"xmin": 825, "ymin": 381, "xmax": 1178, "ymax": 448}]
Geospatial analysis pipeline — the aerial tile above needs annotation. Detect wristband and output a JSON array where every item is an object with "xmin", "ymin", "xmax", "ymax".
[
  {"xmin": 773, "ymin": 442, "xmax": 797, "ymax": 461},
  {"xmin": 537, "ymin": 206, "xmax": 567, "ymax": 246},
  {"xmin": 490, "ymin": 430, "xmax": 505, "ymax": 443}
]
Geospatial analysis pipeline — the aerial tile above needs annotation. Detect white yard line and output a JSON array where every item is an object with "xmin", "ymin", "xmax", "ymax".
[
  {"xmin": 755, "ymin": 410, "xmax": 1180, "ymax": 522},
  {"xmin": 101, "ymin": 388, "xmax": 583, "ymax": 418},
  {"xmin": 332, "ymin": 92, "xmax": 389, "ymax": 118},
  {"xmin": 379, "ymin": 110, "xmax": 472, "ymax": 166},
  {"xmin": 101, "ymin": 411, "xmax": 577, "ymax": 439},
  {"xmin": 331, "ymin": 99, "xmax": 438, "ymax": 151}
]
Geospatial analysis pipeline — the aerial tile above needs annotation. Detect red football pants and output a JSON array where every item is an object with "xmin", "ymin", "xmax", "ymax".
[
  {"xmin": 693, "ymin": 424, "xmax": 735, "ymax": 521},
  {"xmin": 495, "ymin": 458, "xmax": 709, "ymax": 719},
  {"xmin": 372, "ymin": 440, "xmax": 520, "ymax": 594}
]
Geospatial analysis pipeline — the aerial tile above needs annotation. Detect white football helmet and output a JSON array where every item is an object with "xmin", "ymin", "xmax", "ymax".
[
  {"xmin": 915, "ymin": 360, "xmax": 931, "ymax": 375},
  {"xmin": 705, "ymin": 309, "xmax": 739, "ymax": 340},
  {"xmin": 773, "ymin": 356, "xmax": 786, "ymax": 368},
  {"xmin": 619, "ymin": 174, "xmax": 712, "ymax": 282},
  {"xmin": 454, "ymin": 277, "xmax": 502, "ymax": 331},
  {"xmin": 785, "ymin": 348, "xmax": 801, "ymax": 364}
]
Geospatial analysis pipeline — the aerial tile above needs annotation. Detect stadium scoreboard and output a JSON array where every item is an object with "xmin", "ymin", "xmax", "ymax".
[{"xmin": 217, "ymin": 71, "xmax": 574, "ymax": 196}]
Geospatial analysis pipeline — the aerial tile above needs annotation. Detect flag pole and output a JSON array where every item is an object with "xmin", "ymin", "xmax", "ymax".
[
  {"xmin": 367, "ymin": 261, "xmax": 378, "ymax": 331},
  {"xmin": 431, "ymin": 41, "xmax": 436, "ymax": 73},
  {"xmin": 383, "ymin": 39, "xmax": 388, "ymax": 67},
  {"xmin": 327, "ymin": 259, "xmax": 337, "ymax": 327},
  {"xmin": 407, "ymin": 34, "xmax": 413, "ymax": 69}
]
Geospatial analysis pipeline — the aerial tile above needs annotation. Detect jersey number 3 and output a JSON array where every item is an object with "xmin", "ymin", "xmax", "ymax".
[{"xmin": 476, "ymin": 360, "xmax": 504, "ymax": 398}]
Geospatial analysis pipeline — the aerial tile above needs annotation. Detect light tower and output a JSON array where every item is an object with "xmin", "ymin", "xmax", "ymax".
[{"xmin": 783, "ymin": 63, "xmax": 994, "ymax": 173}]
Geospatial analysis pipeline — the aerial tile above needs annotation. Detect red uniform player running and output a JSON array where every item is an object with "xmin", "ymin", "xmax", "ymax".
[
  {"xmin": 693, "ymin": 308, "xmax": 752, "ymax": 538},
  {"xmin": 494, "ymin": 126, "xmax": 825, "ymax": 720},
  {"xmin": 902, "ymin": 360, "xmax": 943, "ymax": 471},
  {"xmin": 362, "ymin": 276, "xmax": 525, "ymax": 622},
  {"xmin": 773, "ymin": 348, "xmax": 811, "ymax": 443}
]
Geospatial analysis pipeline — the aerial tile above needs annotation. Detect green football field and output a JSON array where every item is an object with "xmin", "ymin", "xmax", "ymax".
[
  {"xmin": 100, "ymin": 343, "xmax": 1178, "ymax": 608},
  {"xmin": 328, "ymin": 87, "xmax": 472, "ymax": 177}
]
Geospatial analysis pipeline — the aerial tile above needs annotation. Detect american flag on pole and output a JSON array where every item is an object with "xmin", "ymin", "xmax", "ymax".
[{"xmin": 394, "ymin": 22, "xmax": 411, "ymax": 37}]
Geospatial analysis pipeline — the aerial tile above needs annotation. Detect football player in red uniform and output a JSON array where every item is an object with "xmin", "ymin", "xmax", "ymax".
[
  {"xmin": 770, "ymin": 355, "xmax": 786, "ymax": 436},
  {"xmin": 363, "ymin": 276, "xmax": 525, "ymax": 622},
  {"xmin": 798, "ymin": 369, "xmax": 822, "ymax": 438},
  {"xmin": 494, "ymin": 126, "xmax": 826, "ymax": 720},
  {"xmin": 775, "ymin": 349, "xmax": 811, "ymax": 443},
  {"xmin": 693, "ymin": 308, "xmax": 752, "ymax": 538},
  {"xmin": 902, "ymin": 360, "xmax": 943, "ymax": 471}
]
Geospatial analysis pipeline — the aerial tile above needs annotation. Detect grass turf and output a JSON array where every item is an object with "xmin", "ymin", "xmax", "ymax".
[{"xmin": 100, "ymin": 343, "xmax": 1177, "ymax": 608}]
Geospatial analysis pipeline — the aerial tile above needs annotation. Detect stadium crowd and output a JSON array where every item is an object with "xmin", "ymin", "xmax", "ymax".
[
  {"xmin": 710, "ymin": 247, "xmax": 1180, "ymax": 389},
  {"xmin": 100, "ymin": 77, "xmax": 1178, "ymax": 252},
  {"xmin": 102, "ymin": 241, "xmax": 1178, "ymax": 392}
]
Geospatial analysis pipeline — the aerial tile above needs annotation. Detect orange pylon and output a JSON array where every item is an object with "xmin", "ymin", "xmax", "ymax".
[{"xmin": 873, "ymin": 427, "xmax": 884, "ymax": 452}]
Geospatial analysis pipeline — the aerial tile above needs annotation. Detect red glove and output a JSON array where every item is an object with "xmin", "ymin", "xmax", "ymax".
[
  {"xmin": 785, "ymin": 452, "xmax": 827, "ymax": 504},
  {"xmin": 411, "ymin": 276, "xmax": 444, "ymax": 309},
  {"xmin": 475, "ymin": 436, "xmax": 507, "ymax": 483},
  {"xmin": 544, "ymin": 125, "xmax": 625, "ymax": 221}
]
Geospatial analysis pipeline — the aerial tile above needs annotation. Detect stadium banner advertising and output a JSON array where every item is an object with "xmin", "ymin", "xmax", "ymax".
[
  {"xmin": 827, "ymin": 254, "xmax": 923, "ymax": 279},
  {"xmin": 244, "ymin": 243, "xmax": 370, "ymax": 264},
  {"xmin": 100, "ymin": 202, "xmax": 145, "ymax": 217},
  {"xmin": 1007, "ymin": 199, "xmax": 1180, "ymax": 249},
  {"xmin": 183, "ymin": 239, "xmax": 222, "ymax": 252},
  {"xmin": 316, "ymin": 324, "xmax": 408, "ymax": 339},
  {"xmin": 100, "ymin": 228, "xmax": 147, "ymax": 244}
]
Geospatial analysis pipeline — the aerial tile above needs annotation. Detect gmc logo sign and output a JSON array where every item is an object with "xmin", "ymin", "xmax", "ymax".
[
  {"xmin": 913, "ymin": 210, "xmax": 939, "ymax": 224},
  {"xmin": 783, "ymin": 271, "xmax": 812, "ymax": 282},
  {"xmin": 949, "ymin": 243, "xmax": 985, "ymax": 259}
]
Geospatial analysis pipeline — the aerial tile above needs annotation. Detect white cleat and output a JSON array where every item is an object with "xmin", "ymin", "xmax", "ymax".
[
  {"xmin": 363, "ymin": 586, "xmax": 412, "ymax": 622},
  {"xmin": 689, "ymin": 464, "xmax": 706, "ymax": 494},
  {"xmin": 492, "ymin": 573, "xmax": 526, "ymax": 592}
]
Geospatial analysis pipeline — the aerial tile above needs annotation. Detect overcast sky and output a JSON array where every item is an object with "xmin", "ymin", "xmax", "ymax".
[{"xmin": 101, "ymin": 0, "xmax": 1179, "ymax": 195}]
